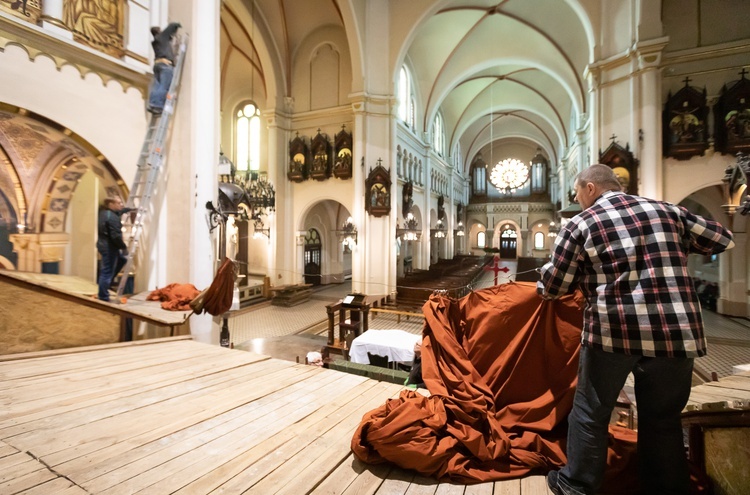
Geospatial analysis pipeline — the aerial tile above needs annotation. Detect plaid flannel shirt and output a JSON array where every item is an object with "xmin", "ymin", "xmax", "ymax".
[{"xmin": 538, "ymin": 191, "xmax": 734, "ymax": 358}]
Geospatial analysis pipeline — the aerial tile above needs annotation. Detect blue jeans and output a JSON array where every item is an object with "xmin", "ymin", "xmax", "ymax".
[
  {"xmin": 98, "ymin": 248, "xmax": 126, "ymax": 301},
  {"xmin": 557, "ymin": 346, "xmax": 693, "ymax": 495},
  {"xmin": 147, "ymin": 63, "xmax": 174, "ymax": 111}
]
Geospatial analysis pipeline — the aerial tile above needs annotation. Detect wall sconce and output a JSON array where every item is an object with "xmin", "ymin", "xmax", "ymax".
[
  {"xmin": 337, "ymin": 216, "xmax": 358, "ymax": 247},
  {"xmin": 252, "ymin": 217, "xmax": 271, "ymax": 240},
  {"xmin": 547, "ymin": 220, "xmax": 560, "ymax": 238},
  {"xmin": 397, "ymin": 212, "xmax": 421, "ymax": 241},
  {"xmin": 432, "ymin": 219, "xmax": 446, "ymax": 239}
]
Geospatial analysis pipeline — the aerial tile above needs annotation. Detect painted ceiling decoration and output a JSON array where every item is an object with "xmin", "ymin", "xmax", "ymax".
[{"xmin": 0, "ymin": 109, "xmax": 124, "ymax": 233}]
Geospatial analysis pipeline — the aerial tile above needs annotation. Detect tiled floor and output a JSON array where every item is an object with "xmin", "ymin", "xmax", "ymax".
[{"xmin": 228, "ymin": 264, "xmax": 750, "ymax": 381}]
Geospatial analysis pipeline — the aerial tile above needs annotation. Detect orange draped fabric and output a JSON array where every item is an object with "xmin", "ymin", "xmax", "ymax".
[
  {"xmin": 146, "ymin": 283, "xmax": 201, "ymax": 311},
  {"xmin": 351, "ymin": 282, "xmax": 638, "ymax": 491}
]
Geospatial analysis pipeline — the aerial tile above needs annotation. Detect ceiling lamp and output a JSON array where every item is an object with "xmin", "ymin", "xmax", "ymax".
[
  {"xmin": 456, "ymin": 221, "xmax": 465, "ymax": 236},
  {"xmin": 490, "ymin": 158, "xmax": 529, "ymax": 194}
]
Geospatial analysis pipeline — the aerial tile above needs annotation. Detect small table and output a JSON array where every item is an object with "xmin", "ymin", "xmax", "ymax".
[{"xmin": 349, "ymin": 329, "xmax": 421, "ymax": 365}]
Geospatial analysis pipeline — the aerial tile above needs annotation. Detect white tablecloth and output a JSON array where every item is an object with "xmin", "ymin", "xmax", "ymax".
[{"xmin": 349, "ymin": 329, "xmax": 422, "ymax": 365}]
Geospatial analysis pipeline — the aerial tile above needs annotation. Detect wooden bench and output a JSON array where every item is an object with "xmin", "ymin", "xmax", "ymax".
[{"xmin": 269, "ymin": 283, "xmax": 313, "ymax": 307}]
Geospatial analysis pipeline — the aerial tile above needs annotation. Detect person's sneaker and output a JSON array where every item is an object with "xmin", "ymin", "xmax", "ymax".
[
  {"xmin": 147, "ymin": 106, "xmax": 163, "ymax": 115},
  {"xmin": 547, "ymin": 471, "xmax": 563, "ymax": 495}
]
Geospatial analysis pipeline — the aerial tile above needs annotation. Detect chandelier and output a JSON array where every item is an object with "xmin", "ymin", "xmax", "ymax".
[
  {"xmin": 547, "ymin": 220, "xmax": 559, "ymax": 238},
  {"xmin": 490, "ymin": 158, "xmax": 529, "ymax": 193},
  {"xmin": 456, "ymin": 221, "xmax": 465, "ymax": 236},
  {"xmin": 432, "ymin": 219, "xmax": 446, "ymax": 239},
  {"xmin": 398, "ymin": 212, "xmax": 421, "ymax": 241}
]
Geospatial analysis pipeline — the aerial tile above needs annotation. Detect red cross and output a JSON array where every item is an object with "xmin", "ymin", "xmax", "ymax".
[{"xmin": 484, "ymin": 255, "xmax": 510, "ymax": 285}]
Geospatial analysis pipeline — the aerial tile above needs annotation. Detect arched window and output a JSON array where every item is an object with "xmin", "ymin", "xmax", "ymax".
[
  {"xmin": 534, "ymin": 231, "xmax": 545, "ymax": 250},
  {"xmin": 477, "ymin": 231, "xmax": 486, "ymax": 248},
  {"xmin": 236, "ymin": 101, "xmax": 261, "ymax": 171},
  {"xmin": 433, "ymin": 112, "xmax": 445, "ymax": 157},
  {"xmin": 398, "ymin": 66, "xmax": 415, "ymax": 128},
  {"xmin": 453, "ymin": 142, "xmax": 462, "ymax": 169}
]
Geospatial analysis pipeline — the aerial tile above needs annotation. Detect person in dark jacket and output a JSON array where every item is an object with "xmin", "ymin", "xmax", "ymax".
[
  {"xmin": 97, "ymin": 197, "xmax": 131, "ymax": 301},
  {"xmin": 147, "ymin": 22, "xmax": 181, "ymax": 115}
]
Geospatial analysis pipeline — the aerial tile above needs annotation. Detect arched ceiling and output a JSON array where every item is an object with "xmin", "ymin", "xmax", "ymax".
[
  {"xmin": 403, "ymin": 0, "xmax": 592, "ymax": 173},
  {"xmin": 222, "ymin": 0, "xmax": 593, "ymax": 174}
]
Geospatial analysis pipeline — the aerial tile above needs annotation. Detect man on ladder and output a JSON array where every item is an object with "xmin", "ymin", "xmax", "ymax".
[
  {"xmin": 113, "ymin": 25, "xmax": 189, "ymax": 302},
  {"xmin": 147, "ymin": 22, "xmax": 182, "ymax": 115}
]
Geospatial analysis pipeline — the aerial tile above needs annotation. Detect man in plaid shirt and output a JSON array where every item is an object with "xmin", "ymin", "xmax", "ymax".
[{"xmin": 539, "ymin": 164, "xmax": 734, "ymax": 495}]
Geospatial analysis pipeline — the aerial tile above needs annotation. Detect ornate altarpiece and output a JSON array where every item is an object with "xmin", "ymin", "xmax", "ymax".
[
  {"xmin": 333, "ymin": 125, "xmax": 353, "ymax": 180},
  {"xmin": 714, "ymin": 71, "xmax": 750, "ymax": 155},
  {"xmin": 287, "ymin": 133, "xmax": 309, "ymax": 182},
  {"xmin": 309, "ymin": 130, "xmax": 331, "ymax": 181},
  {"xmin": 662, "ymin": 79, "xmax": 709, "ymax": 160},
  {"xmin": 599, "ymin": 140, "xmax": 639, "ymax": 195},
  {"xmin": 365, "ymin": 159, "xmax": 391, "ymax": 217},
  {"xmin": 63, "ymin": 0, "xmax": 125, "ymax": 58}
]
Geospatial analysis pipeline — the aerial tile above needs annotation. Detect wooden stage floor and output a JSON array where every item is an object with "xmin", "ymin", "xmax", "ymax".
[{"xmin": 0, "ymin": 338, "xmax": 553, "ymax": 495}]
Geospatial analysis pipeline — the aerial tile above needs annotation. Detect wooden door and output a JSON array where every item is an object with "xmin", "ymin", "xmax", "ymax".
[
  {"xmin": 304, "ymin": 228, "xmax": 322, "ymax": 286},
  {"xmin": 500, "ymin": 228, "xmax": 517, "ymax": 259}
]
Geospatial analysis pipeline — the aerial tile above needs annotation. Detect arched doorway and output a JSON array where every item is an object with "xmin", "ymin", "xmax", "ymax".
[
  {"xmin": 304, "ymin": 228, "xmax": 322, "ymax": 286},
  {"xmin": 500, "ymin": 227, "xmax": 517, "ymax": 259}
]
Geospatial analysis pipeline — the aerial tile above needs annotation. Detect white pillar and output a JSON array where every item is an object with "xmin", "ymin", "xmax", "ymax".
[
  {"xmin": 635, "ymin": 39, "xmax": 668, "ymax": 199},
  {"xmin": 168, "ymin": 0, "xmax": 220, "ymax": 344}
]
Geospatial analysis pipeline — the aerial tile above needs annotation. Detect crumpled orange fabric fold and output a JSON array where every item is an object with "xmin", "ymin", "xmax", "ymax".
[
  {"xmin": 146, "ymin": 283, "xmax": 201, "ymax": 311},
  {"xmin": 351, "ymin": 282, "xmax": 638, "ymax": 491}
]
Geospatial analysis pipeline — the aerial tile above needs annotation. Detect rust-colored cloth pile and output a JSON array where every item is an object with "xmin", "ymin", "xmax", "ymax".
[
  {"xmin": 351, "ymin": 282, "xmax": 639, "ymax": 492},
  {"xmin": 146, "ymin": 283, "xmax": 201, "ymax": 311},
  {"xmin": 189, "ymin": 257, "xmax": 237, "ymax": 316}
]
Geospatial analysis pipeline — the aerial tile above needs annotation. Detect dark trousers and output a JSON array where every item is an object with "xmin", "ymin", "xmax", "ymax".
[
  {"xmin": 98, "ymin": 248, "xmax": 126, "ymax": 301},
  {"xmin": 558, "ymin": 346, "xmax": 693, "ymax": 495}
]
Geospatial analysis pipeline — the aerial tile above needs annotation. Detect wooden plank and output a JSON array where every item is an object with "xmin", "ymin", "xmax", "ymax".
[
  {"xmin": 15, "ymin": 477, "xmax": 78, "ymax": 494},
  {"xmin": 404, "ymin": 475, "xmax": 439, "ymax": 495},
  {"xmin": 373, "ymin": 467, "xmax": 416, "ymax": 495},
  {"xmin": 31, "ymin": 360, "xmax": 306, "ymax": 465},
  {"xmin": 1, "ymin": 468, "xmax": 58, "ymax": 495},
  {"xmin": 433, "ymin": 481, "xmax": 465, "ymax": 494},
  {"xmin": 0, "ymin": 441, "xmax": 18, "ymax": 459},
  {"xmin": 86, "ymin": 372, "xmax": 380, "ymax": 494},
  {"xmin": 205, "ymin": 382, "xmax": 404, "ymax": 495},
  {"xmin": 463, "ymin": 481, "xmax": 493, "ymax": 495},
  {"xmin": 311, "ymin": 454, "xmax": 390, "ymax": 495},
  {"xmin": 0, "ymin": 354, "xmax": 282, "ymax": 444},
  {"xmin": 337, "ymin": 461, "xmax": 393, "ymax": 495},
  {"xmin": 62, "ymin": 365, "xmax": 347, "ymax": 485},
  {"xmin": 520, "ymin": 475, "xmax": 551, "ymax": 495},
  {"xmin": 493, "ymin": 479, "xmax": 522, "ymax": 495},
  {"xmin": 704, "ymin": 377, "xmax": 750, "ymax": 393}
]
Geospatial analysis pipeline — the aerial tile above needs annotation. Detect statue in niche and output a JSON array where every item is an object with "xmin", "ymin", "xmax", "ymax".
[
  {"xmin": 290, "ymin": 153, "xmax": 305, "ymax": 175},
  {"xmin": 335, "ymin": 149, "xmax": 351, "ymax": 171},
  {"xmin": 312, "ymin": 149, "xmax": 327, "ymax": 173},
  {"xmin": 669, "ymin": 105, "xmax": 705, "ymax": 144},
  {"xmin": 371, "ymin": 184, "xmax": 388, "ymax": 207}
]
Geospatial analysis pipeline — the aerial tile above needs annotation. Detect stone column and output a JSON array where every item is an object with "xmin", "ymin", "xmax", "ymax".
[
  {"xmin": 167, "ymin": 0, "xmax": 220, "ymax": 344},
  {"xmin": 635, "ymin": 38, "xmax": 669, "ymax": 199},
  {"xmin": 265, "ymin": 107, "xmax": 293, "ymax": 285}
]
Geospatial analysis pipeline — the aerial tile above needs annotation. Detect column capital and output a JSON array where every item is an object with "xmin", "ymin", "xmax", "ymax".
[
  {"xmin": 349, "ymin": 92, "xmax": 395, "ymax": 117},
  {"xmin": 632, "ymin": 36, "xmax": 670, "ymax": 70}
]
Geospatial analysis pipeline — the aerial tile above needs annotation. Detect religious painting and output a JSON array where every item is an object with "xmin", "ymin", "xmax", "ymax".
[
  {"xmin": 333, "ymin": 125, "xmax": 353, "ymax": 180},
  {"xmin": 714, "ymin": 71, "xmax": 750, "ymax": 155},
  {"xmin": 365, "ymin": 159, "xmax": 391, "ymax": 217},
  {"xmin": 599, "ymin": 140, "xmax": 638, "ymax": 195},
  {"xmin": 287, "ymin": 132, "xmax": 309, "ymax": 182},
  {"xmin": 662, "ymin": 78, "xmax": 709, "ymax": 160},
  {"xmin": 63, "ymin": 0, "xmax": 125, "ymax": 58},
  {"xmin": 0, "ymin": 0, "xmax": 41, "ymax": 24},
  {"xmin": 309, "ymin": 129, "xmax": 331, "ymax": 181}
]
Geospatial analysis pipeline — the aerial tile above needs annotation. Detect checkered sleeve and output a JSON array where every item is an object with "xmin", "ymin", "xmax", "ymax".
[
  {"xmin": 674, "ymin": 205, "xmax": 735, "ymax": 255},
  {"xmin": 537, "ymin": 222, "xmax": 582, "ymax": 299}
]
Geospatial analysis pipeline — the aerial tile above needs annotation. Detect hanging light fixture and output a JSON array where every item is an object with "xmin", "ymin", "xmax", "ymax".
[
  {"xmin": 456, "ymin": 221, "xmax": 465, "ymax": 236},
  {"xmin": 432, "ymin": 219, "xmax": 446, "ymax": 238},
  {"xmin": 336, "ymin": 216, "xmax": 358, "ymax": 247},
  {"xmin": 490, "ymin": 158, "xmax": 529, "ymax": 194},
  {"xmin": 547, "ymin": 220, "xmax": 559, "ymax": 238},
  {"xmin": 398, "ymin": 212, "xmax": 421, "ymax": 241}
]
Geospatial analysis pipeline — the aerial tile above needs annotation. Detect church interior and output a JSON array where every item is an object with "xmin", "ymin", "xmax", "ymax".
[
  {"xmin": 1, "ymin": 0, "xmax": 748, "ymax": 348},
  {"xmin": 1, "ymin": 1, "xmax": 750, "ymax": 493}
]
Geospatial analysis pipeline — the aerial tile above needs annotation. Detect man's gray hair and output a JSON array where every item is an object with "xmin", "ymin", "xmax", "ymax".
[{"xmin": 575, "ymin": 164, "xmax": 622, "ymax": 191}]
